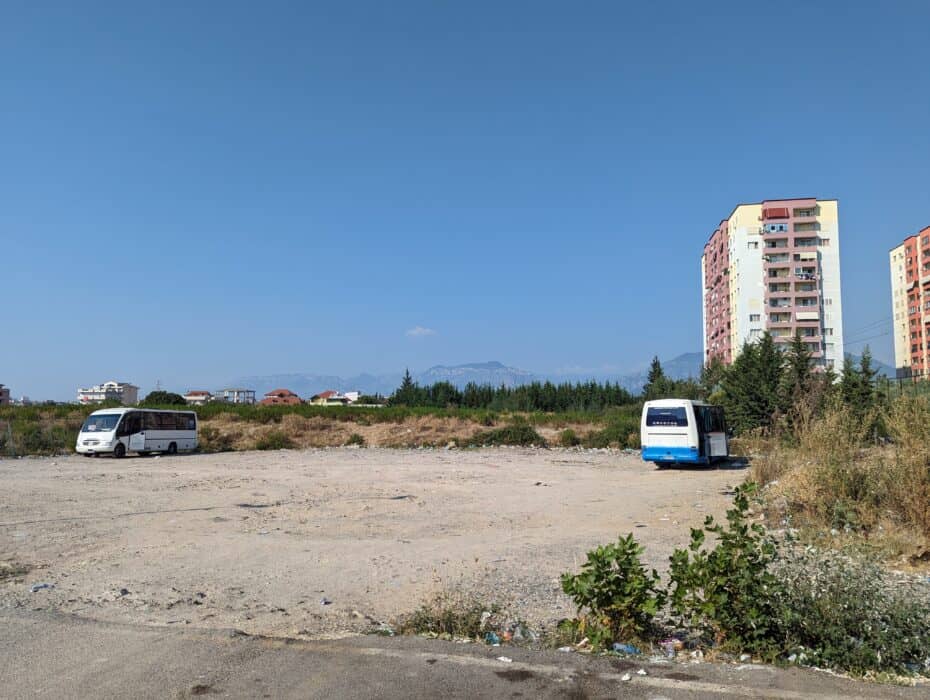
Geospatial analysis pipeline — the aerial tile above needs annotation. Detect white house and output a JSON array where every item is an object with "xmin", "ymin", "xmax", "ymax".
[
  {"xmin": 77, "ymin": 381, "xmax": 139, "ymax": 406},
  {"xmin": 183, "ymin": 390, "xmax": 214, "ymax": 406},
  {"xmin": 218, "ymin": 388, "xmax": 256, "ymax": 405}
]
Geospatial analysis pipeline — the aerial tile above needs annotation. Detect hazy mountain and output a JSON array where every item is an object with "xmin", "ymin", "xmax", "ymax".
[
  {"xmin": 416, "ymin": 361, "xmax": 538, "ymax": 388},
  {"xmin": 230, "ymin": 350, "xmax": 892, "ymax": 400}
]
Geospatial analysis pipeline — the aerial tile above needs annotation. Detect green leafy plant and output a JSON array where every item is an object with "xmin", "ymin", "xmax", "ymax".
[
  {"xmin": 667, "ymin": 482, "xmax": 784, "ymax": 657},
  {"xmin": 560, "ymin": 533, "xmax": 665, "ymax": 648}
]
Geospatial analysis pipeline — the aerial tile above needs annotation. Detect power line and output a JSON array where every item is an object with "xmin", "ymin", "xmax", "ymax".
[
  {"xmin": 844, "ymin": 330, "xmax": 891, "ymax": 346},
  {"xmin": 844, "ymin": 318, "xmax": 892, "ymax": 337}
]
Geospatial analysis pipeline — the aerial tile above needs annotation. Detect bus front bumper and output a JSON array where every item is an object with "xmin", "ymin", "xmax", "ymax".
[{"xmin": 75, "ymin": 440, "xmax": 117, "ymax": 455}]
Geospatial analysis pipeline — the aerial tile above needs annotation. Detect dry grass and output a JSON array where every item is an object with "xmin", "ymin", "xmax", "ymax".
[{"xmin": 751, "ymin": 397, "xmax": 930, "ymax": 560}]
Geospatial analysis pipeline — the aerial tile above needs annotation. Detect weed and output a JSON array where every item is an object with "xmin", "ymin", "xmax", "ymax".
[
  {"xmin": 198, "ymin": 425, "xmax": 234, "ymax": 452},
  {"xmin": 396, "ymin": 590, "xmax": 504, "ymax": 639},
  {"xmin": 0, "ymin": 561, "xmax": 30, "ymax": 582},
  {"xmin": 345, "ymin": 433, "xmax": 366, "ymax": 447},
  {"xmin": 776, "ymin": 549, "xmax": 930, "ymax": 675},
  {"xmin": 668, "ymin": 483, "xmax": 784, "ymax": 657},
  {"xmin": 464, "ymin": 425, "xmax": 547, "ymax": 448},
  {"xmin": 559, "ymin": 429, "xmax": 580, "ymax": 447},
  {"xmin": 254, "ymin": 430, "xmax": 294, "ymax": 451},
  {"xmin": 560, "ymin": 533, "xmax": 665, "ymax": 648}
]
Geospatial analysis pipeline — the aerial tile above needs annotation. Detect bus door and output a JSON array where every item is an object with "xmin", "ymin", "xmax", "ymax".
[
  {"xmin": 707, "ymin": 407, "xmax": 728, "ymax": 458},
  {"xmin": 124, "ymin": 412, "xmax": 145, "ymax": 451}
]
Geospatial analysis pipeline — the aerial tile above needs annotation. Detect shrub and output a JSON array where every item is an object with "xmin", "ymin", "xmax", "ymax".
[
  {"xmin": 345, "ymin": 433, "xmax": 366, "ymax": 447},
  {"xmin": 560, "ymin": 533, "xmax": 665, "ymax": 648},
  {"xmin": 464, "ymin": 425, "xmax": 546, "ymax": 448},
  {"xmin": 254, "ymin": 430, "xmax": 294, "ymax": 451},
  {"xmin": 559, "ymin": 429, "xmax": 580, "ymax": 447},
  {"xmin": 667, "ymin": 483, "xmax": 784, "ymax": 657},
  {"xmin": 776, "ymin": 549, "xmax": 930, "ymax": 675},
  {"xmin": 199, "ymin": 425, "xmax": 234, "ymax": 452},
  {"xmin": 396, "ymin": 591, "xmax": 504, "ymax": 639}
]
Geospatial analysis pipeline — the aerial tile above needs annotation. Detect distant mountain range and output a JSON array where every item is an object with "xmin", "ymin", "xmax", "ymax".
[
  {"xmin": 231, "ymin": 355, "xmax": 703, "ymax": 398},
  {"xmin": 230, "ymin": 351, "xmax": 896, "ymax": 400}
]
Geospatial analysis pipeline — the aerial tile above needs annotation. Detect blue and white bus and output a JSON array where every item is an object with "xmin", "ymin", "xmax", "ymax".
[{"xmin": 640, "ymin": 399, "xmax": 729, "ymax": 467}]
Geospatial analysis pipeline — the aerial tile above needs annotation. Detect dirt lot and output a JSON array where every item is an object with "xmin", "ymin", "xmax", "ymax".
[{"xmin": 0, "ymin": 448, "xmax": 744, "ymax": 639}]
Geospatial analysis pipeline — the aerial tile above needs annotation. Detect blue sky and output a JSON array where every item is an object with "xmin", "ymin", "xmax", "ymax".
[{"xmin": 3, "ymin": 1, "xmax": 929, "ymax": 400}]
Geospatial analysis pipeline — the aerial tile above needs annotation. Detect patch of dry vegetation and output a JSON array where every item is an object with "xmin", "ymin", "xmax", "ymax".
[{"xmin": 751, "ymin": 396, "xmax": 930, "ymax": 560}]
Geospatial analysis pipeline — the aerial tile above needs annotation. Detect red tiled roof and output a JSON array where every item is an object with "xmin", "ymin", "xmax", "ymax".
[
  {"xmin": 313, "ymin": 390, "xmax": 338, "ymax": 399},
  {"xmin": 259, "ymin": 395, "xmax": 302, "ymax": 406},
  {"xmin": 186, "ymin": 390, "xmax": 211, "ymax": 396},
  {"xmin": 264, "ymin": 388, "xmax": 299, "ymax": 398}
]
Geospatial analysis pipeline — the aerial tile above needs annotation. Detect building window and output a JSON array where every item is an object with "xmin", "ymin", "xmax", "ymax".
[
  {"xmin": 824, "ymin": 328, "xmax": 833, "ymax": 336},
  {"xmin": 749, "ymin": 314, "xmax": 760, "ymax": 322}
]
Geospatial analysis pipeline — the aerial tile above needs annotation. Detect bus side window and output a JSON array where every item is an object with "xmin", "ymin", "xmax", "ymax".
[{"xmin": 144, "ymin": 412, "xmax": 158, "ymax": 431}]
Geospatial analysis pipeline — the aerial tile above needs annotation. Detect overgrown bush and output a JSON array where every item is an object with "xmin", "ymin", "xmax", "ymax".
[
  {"xmin": 777, "ymin": 549, "xmax": 930, "ymax": 675},
  {"xmin": 345, "ymin": 433, "xmax": 366, "ymax": 447},
  {"xmin": 198, "ymin": 425, "xmax": 234, "ymax": 452},
  {"xmin": 463, "ymin": 425, "xmax": 546, "ymax": 448},
  {"xmin": 254, "ymin": 430, "xmax": 294, "ymax": 451},
  {"xmin": 560, "ymin": 533, "xmax": 665, "ymax": 648},
  {"xmin": 561, "ymin": 481, "xmax": 930, "ymax": 677},
  {"xmin": 559, "ymin": 429, "xmax": 580, "ymax": 447},
  {"xmin": 667, "ymin": 483, "xmax": 784, "ymax": 657},
  {"xmin": 396, "ymin": 591, "xmax": 504, "ymax": 639}
]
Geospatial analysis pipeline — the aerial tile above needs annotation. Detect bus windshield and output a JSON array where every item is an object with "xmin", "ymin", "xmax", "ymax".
[
  {"xmin": 645, "ymin": 407, "xmax": 688, "ymax": 427},
  {"xmin": 81, "ymin": 414, "xmax": 121, "ymax": 432}
]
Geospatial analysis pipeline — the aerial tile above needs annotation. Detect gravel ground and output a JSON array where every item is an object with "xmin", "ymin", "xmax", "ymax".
[{"xmin": 0, "ymin": 448, "xmax": 747, "ymax": 639}]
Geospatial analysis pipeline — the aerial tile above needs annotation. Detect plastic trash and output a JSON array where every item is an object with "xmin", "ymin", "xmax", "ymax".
[
  {"xmin": 484, "ymin": 632, "xmax": 501, "ymax": 646},
  {"xmin": 496, "ymin": 656, "xmax": 512, "ymax": 663},
  {"xmin": 557, "ymin": 646, "xmax": 574, "ymax": 653},
  {"xmin": 29, "ymin": 582, "xmax": 54, "ymax": 593},
  {"xmin": 620, "ymin": 672, "xmax": 632, "ymax": 682},
  {"xmin": 319, "ymin": 597, "xmax": 332, "ymax": 606},
  {"xmin": 660, "ymin": 638, "xmax": 683, "ymax": 658},
  {"xmin": 636, "ymin": 669, "xmax": 647, "ymax": 676},
  {"xmin": 611, "ymin": 643, "xmax": 640, "ymax": 655}
]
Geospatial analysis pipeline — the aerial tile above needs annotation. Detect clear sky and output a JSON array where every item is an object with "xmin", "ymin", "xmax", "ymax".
[{"xmin": 3, "ymin": 1, "xmax": 929, "ymax": 400}]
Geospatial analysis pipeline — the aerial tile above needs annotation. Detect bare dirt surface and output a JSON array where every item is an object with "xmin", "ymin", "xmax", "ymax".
[{"xmin": 0, "ymin": 448, "xmax": 744, "ymax": 639}]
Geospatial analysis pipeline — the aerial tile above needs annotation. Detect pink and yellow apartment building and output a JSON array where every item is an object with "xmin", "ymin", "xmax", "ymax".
[
  {"xmin": 701, "ymin": 198, "xmax": 844, "ymax": 369},
  {"xmin": 889, "ymin": 226, "xmax": 930, "ymax": 379}
]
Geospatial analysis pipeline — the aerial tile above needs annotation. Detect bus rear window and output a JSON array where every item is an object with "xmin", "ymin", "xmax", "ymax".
[{"xmin": 646, "ymin": 407, "xmax": 688, "ymax": 427}]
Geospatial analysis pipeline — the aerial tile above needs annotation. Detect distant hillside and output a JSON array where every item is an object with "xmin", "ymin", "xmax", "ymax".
[
  {"xmin": 417, "ymin": 361, "xmax": 538, "ymax": 388},
  {"xmin": 228, "ymin": 350, "xmax": 889, "ymax": 401}
]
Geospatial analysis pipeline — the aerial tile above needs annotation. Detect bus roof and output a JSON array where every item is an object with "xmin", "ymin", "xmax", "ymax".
[
  {"xmin": 86, "ymin": 407, "xmax": 195, "ymax": 415},
  {"xmin": 643, "ymin": 399, "xmax": 716, "ymax": 408}
]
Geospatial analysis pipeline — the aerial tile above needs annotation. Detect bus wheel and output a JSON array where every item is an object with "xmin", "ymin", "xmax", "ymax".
[
  {"xmin": 113, "ymin": 443, "xmax": 126, "ymax": 459},
  {"xmin": 167, "ymin": 442, "xmax": 178, "ymax": 455}
]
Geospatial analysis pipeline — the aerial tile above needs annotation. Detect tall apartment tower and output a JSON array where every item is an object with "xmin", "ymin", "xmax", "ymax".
[
  {"xmin": 701, "ymin": 198, "xmax": 844, "ymax": 368},
  {"xmin": 889, "ymin": 226, "xmax": 930, "ymax": 378}
]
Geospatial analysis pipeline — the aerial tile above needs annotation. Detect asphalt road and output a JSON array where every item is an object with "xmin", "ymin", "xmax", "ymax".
[{"xmin": 1, "ymin": 609, "xmax": 927, "ymax": 699}]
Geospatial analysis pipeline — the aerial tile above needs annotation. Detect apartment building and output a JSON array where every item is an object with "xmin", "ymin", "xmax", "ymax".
[
  {"xmin": 702, "ymin": 198, "xmax": 844, "ymax": 368},
  {"xmin": 77, "ymin": 381, "xmax": 139, "ymax": 405},
  {"xmin": 0, "ymin": 384, "xmax": 10, "ymax": 406},
  {"xmin": 889, "ymin": 226, "xmax": 930, "ymax": 378}
]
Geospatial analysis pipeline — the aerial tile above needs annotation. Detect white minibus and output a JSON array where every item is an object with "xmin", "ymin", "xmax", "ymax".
[
  {"xmin": 76, "ymin": 407, "xmax": 198, "ymax": 457},
  {"xmin": 640, "ymin": 399, "xmax": 728, "ymax": 467}
]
